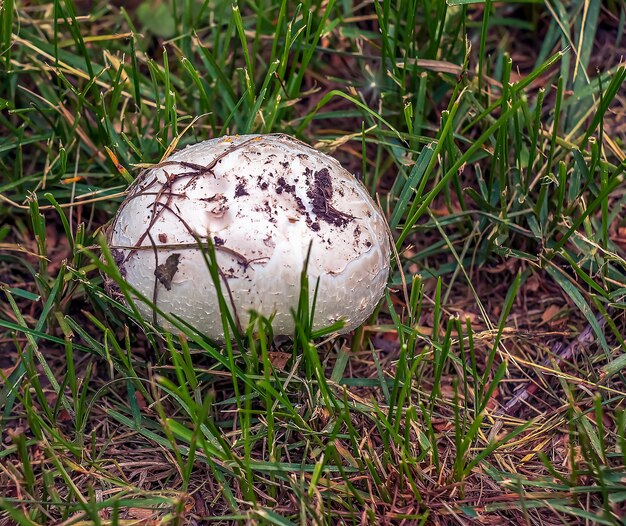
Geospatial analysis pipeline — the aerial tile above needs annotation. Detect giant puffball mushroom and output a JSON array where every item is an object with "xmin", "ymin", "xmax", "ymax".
[{"xmin": 106, "ymin": 134, "xmax": 390, "ymax": 341}]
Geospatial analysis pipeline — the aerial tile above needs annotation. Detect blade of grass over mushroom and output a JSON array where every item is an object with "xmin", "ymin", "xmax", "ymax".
[{"xmin": 95, "ymin": 242, "xmax": 257, "ymax": 390}]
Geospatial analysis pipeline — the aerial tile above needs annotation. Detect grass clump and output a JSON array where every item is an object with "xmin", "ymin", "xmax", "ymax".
[{"xmin": 1, "ymin": 0, "xmax": 625, "ymax": 524}]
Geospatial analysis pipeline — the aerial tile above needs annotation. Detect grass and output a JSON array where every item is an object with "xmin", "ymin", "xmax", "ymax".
[{"xmin": 1, "ymin": 0, "xmax": 625, "ymax": 524}]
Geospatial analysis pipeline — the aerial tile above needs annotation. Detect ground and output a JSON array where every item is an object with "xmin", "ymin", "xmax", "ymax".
[{"xmin": 0, "ymin": 1, "xmax": 625, "ymax": 525}]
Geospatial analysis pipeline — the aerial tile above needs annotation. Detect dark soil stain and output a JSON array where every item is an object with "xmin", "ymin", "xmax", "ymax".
[
  {"xmin": 294, "ymin": 196, "xmax": 306, "ymax": 214},
  {"xmin": 223, "ymin": 267, "xmax": 238, "ymax": 279},
  {"xmin": 235, "ymin": 180, "xmax": 249, "ymax": 197},
  {"xmin": 306, "ymin": 216, "xmax": 321, "ymax": 232},
  {"xmin": 303, "ymin": 167, "xmax": 312, "ymax": 183},
  {"xmin": 276, "ymin": 176, "xmax": 296, "ymax": 195},
  {"xmin": 275, "ymin": 176, "xmax": 307, "ymax": 217},
  {"xmin": 257, "ymin": 176, "xmax": 269, "ymax": 190},
  {"xmin": 154, "ymin": 253, "xmax": 181, "ymax": 291},
  {"xmin": 214, "ymin": 236, "xmax": 225, "ymax": 246},
  {"xmin": 306, "ymin": 168, "xmax": 354, "ymax": 228},
  {"xmin": 263, "ymin": 200, "xmax": 276, "ymax": 223},
  {"xmin": 199, "ymin": 193, "xmax": 224, "ymax": 203}
]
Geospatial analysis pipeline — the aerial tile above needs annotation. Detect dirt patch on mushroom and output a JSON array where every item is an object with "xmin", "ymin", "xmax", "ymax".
[
  {"xmin": 276, "ymin": 177, "xmax": 296, "ymax": 195},
  {"xmin": 257, "ymin": 176, "xmax": 269, "ymax": 190},
  {"xmin": 307, "ymin": 168, "xmax": 354, "ymax": 228},
  {"xmin": 234, "ymin": 180, "xmax": 249, "ymax": 197},
  {"xmin": 154, "ymin": 253, "xmax": 181, "ymax": 291}
]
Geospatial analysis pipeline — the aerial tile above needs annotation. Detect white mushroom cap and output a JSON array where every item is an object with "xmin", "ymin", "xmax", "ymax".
[{"xmin": 107, "ymin": 134, "xmax": 390, "ymax": 340}]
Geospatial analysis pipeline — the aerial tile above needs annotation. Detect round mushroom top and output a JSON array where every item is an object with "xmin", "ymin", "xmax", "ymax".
[{"xmin": 107, "ymin": 134, "xmax": 390, "ymax": 340}]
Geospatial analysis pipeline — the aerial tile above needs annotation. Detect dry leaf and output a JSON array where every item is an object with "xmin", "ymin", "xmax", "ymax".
[
  {"xmin": 541, "ymin": 304, "xmax": 561, "ymax": 324},
  {"xmin": 1, "ymin": 363, "xmax": 17, "ymax": 378},
  {"xmin": 334, "ymin": 439, "xmax": 359, "ymax": 468},
  {"xmin": 57, "ymin": 409, "xmax": 72, "ymax": 423},
  {"xmin": 6, "ymin": 427, "xmax": 24, "ymax": 443},
  {"xmin": 432, "ymin": 418, "xmax": 453, "ymax": 432},
  {"xmin": 526, "ymin": 274, "xmax": 541, "ymax": 292},
  {"xmin": 267, "ymin": 351, "xmax": 290, "ymax": 370},
  {"xmin": 134, "ymin": 391, "xmax": 147, "ymax": 411}
]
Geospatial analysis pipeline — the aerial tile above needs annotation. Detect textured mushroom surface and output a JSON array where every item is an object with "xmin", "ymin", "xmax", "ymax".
[{"xmin": 107, "ymin": 134, "xmax": 390, "ymax": 340}]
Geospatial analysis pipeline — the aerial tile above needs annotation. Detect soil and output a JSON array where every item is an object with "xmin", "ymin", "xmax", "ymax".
[
  {"xmin": 307, "ymin": 168, "xmax": 354, "ymax": 228},
  {"xmin": 234, "ymin": 180, "xmax": 249, "ymax": 197},
  {"xmin": 154, "ymin": 253, "xmax": 181, "ymax": 290}
]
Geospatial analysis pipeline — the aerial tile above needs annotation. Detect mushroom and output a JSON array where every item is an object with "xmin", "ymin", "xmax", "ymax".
[{"xmin": 105, "ymin": 134, "xmax": 390, "ymax": 341}]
